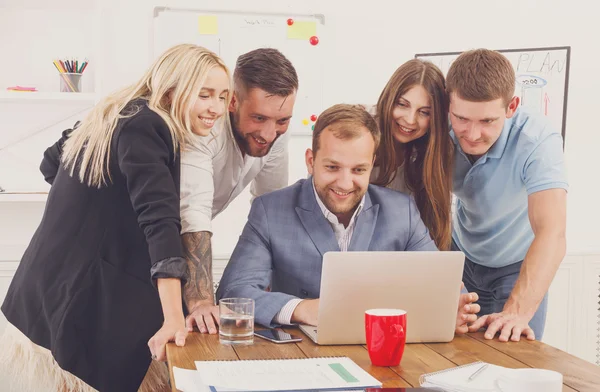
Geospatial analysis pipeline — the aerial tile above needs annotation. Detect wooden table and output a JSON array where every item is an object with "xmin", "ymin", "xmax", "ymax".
[{"xmin": 167, "ymin": 328, "xmax": 600, "ymax": 391}]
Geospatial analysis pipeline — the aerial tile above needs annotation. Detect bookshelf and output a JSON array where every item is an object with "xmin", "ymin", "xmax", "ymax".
[
  {"xmin": 0, "ymin": 0, "xmax": 100, "ymax": 198},
  {"xmin": 0, "ymin": 0, "xmax": 95, "ymax": 11},
  {"xmin": 0, "ymin": 92, "xmax": 97, "ymax": 104}
]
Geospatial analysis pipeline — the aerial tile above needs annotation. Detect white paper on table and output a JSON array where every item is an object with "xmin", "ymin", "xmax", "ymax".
[
  {"xmin": 173, "ymin": 367, "xmax": 209, "ymax": 392},
  {"xmin": 194, "ymin": 357, "xmax": 381, "ymax": 391},
  {"xmin": 173, "ymin": 367, "xmax": 243, "ymax": 392}
]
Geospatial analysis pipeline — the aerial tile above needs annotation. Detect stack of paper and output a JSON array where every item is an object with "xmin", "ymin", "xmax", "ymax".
[{"xmin": 173, "ymin": 357, "xmax": 382, "ymax": 392}]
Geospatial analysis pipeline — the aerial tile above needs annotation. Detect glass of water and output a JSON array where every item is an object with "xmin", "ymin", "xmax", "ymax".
[{"xmin": 219, "ymin": 298, "xmax": 255, "ymax": 345}]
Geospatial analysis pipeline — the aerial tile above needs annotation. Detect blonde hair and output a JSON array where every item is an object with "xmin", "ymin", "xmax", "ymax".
[
  {"xmin": 61, "ymin": 44, "xmax": 230, "ymax": 188},
  {"xmin": 446, "ymin": 49, "xmax": 515, "ymax": 106}
]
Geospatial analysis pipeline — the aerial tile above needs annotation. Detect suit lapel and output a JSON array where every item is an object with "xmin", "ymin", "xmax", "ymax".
[
  {"xmin": 295, "ymin": 178, "xmax": 340, "ymax": 256},
  {"xmin": 348, "ymin": 190, "xmax": 379, "ymax": 251}
]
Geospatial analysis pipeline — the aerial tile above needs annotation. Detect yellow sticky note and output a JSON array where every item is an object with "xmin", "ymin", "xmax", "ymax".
[
  {"xmin": 198, "ymin": 15, "xmax": 218, "ymax": 35},
  {"xmin": 287, "ymin": 21, "xmax": 317, "ymax": 40}
]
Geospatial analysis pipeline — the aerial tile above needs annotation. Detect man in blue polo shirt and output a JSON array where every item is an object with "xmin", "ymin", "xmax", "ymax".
[{"xmin": 446, "ymin": 49, "xmax": 568, "ymax": 342}]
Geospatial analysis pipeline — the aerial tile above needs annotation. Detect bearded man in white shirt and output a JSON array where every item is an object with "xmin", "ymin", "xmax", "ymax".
[{"xmin": 180, "ymin": 48, "xmax": 298, "ymax": 334}]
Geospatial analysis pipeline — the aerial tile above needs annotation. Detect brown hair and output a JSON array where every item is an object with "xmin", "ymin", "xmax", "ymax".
[
  {"xmin": 233, "ymin": 48, "xmax": 298, "ymax": 100},
  {"xmin": 446, "ymin": 48, "xmax": 515, "ymax": 105},
  {"xmin": 312, "ymin": 104, "xmax": 380, "ymax": 156},
  {"xmin": 372, "ymin": 59, "xmax": 453, "ymax": 250}
]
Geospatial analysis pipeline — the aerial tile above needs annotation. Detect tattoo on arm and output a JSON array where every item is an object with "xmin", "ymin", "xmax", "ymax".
[{"xmin": 182, "ymin": 231, "xmax": 214, "ymax": 308}]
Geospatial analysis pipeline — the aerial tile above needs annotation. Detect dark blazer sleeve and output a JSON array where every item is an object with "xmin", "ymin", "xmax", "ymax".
[
  {"xmin": 40, "ymin": 121, "xmax": 80, "ymax": 184},
  {"xmin": 216, "ymin": 197, "xmax": 299, "ymax": 327},
  {"xmin": 116, "ymin": 114, "xmax": 186, "ymax": 282}
]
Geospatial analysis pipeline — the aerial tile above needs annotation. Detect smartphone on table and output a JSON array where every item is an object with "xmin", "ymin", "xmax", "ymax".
[{"xmin": 254, "ymin": 329, "xmax": 303, "ymax": 343}]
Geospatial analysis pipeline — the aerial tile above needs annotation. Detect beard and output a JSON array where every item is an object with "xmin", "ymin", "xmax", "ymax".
[
  {"xmin": 315, "ymin": 184, "xmax": 364, "ymax": 219},
  {"xmin": 231, "ymin": 112, "xmax": 278, "ymax": 158}
]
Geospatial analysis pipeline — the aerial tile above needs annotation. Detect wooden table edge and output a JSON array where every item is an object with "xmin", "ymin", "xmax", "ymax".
[
  {"xmin": 166, "ymin": 331, "xmax": 592, "ymax": 392},
  {"xmin": 464, "ymin": 333, "xmax": 586, "ymax": 392}
]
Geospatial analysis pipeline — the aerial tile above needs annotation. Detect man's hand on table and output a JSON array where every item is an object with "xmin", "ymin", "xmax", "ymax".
[
  {"xmin": 468, "ymin": 310, "xmax": 535, "ymax": 342},
  {"xmin": 456, "ymin": 290, "xmax": 480, "ymax": 334},
  {"xmin": 186, "ymin": 300, "xmax": 220, "ymax": 334}
]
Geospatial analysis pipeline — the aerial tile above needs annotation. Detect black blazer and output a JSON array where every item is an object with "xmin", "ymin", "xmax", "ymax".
[{"xmin": 2, "ymin": 102, "xmax": 186, "ymax": 391}]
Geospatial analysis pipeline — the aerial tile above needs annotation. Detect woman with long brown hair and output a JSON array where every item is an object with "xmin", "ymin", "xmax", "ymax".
[{"xmin": 371, "ymin": 59, "xmax": 453, "ymax": 250}]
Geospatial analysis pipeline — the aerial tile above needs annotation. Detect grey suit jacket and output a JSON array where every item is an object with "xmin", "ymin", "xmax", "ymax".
[{"xmin": 216, "ymin": 178, "xmax": 437, "ymax": 327}]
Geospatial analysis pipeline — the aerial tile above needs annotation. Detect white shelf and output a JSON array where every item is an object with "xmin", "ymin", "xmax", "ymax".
[
  {"xmin": 0, "ymin": 91, "xmax": 97, "ymax": 104},
  {"xmin": 0, "ymin": 193, "xmax": 48, "ymax": 202},
  {"xmin": 0, "ymin": 0, "xmax": 96, "ymax": 11}
]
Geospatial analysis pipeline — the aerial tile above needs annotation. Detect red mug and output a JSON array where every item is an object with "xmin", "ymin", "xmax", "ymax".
[{"xmin": 365, "ymin": 309, "xmax": 407, "ymax": 367}]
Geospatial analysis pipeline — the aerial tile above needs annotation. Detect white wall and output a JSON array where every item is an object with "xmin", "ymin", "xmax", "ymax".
[
  {"xmin": 1, "ymin": 0, "xmax": 599, "ymax": 364},
  {"xmin": 4, "ymin": 0, "xmax": 595, "ymax": 254}
]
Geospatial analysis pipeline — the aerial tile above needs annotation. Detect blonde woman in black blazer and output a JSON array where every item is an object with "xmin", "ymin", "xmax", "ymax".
[{"xmin": 0, "ymin": 44, "xmax": 231, "ymax": 392}]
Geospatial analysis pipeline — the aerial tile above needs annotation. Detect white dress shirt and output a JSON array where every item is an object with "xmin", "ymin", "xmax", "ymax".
[
  {"xmin": 180, "ymin": 116, "xmax": 290, "ymax": 234},
  {"xmin": 274, "ymin": 180, "xmax": 365, "ymax": 325}
]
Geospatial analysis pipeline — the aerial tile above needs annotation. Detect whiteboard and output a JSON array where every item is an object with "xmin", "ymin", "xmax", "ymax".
[
  {"xmin": 415, "ymin": 47, "xmax": 571, "ymax": 144},
  {"xmin": 152, "ymin": 7, "xmax": 326, "ymax": 136}
]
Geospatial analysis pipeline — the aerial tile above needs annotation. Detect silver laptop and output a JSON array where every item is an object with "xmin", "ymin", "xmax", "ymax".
[{"xmin": 299, "ymin": 251, "xmax": 465, "ymax": 345}]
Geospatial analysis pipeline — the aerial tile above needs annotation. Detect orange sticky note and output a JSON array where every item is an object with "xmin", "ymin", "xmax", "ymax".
[
  {"xmin": 287, "ymin": 21, "xmax": 316, "ymax": 40},
  {"xmin": 198, "ymin": 15, "xmax": 218, "ymax": 35}
]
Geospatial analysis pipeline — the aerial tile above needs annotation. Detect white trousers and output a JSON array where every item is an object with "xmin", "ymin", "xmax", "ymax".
[{"xmin": 0, "ymin": 322, "xmax": 170, "ymax": 392}]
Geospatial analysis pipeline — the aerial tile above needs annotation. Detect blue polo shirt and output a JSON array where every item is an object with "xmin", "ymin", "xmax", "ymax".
[{"xmin": 451, "ymin": 107, "xmax": 568, "ymax": 268}]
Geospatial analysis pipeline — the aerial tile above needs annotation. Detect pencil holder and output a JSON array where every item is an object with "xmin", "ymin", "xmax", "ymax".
[{"xmin": 60, "ymin": 73, "xmax": 82, "ymax": 93}]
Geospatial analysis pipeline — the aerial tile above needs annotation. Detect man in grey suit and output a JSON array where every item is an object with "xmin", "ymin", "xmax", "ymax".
[{"xmin": 216, "ymin": 104, "xmax": 479, "ymax": 331}]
